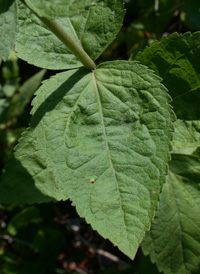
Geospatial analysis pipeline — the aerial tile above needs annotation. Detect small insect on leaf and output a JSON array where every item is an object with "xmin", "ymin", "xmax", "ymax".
[{"xmin": 90, "ymin": 178, "xmax": 96, "ymax": 184}]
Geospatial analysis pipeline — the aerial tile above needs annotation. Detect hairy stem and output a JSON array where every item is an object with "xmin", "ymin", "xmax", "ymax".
[
  {"xmin": 39, "ymin": 17, "xmax": 96, "ymax": 70},
  {"xmin": 20, "ymin": 0, "xmax": 96, "ymax": 71}
]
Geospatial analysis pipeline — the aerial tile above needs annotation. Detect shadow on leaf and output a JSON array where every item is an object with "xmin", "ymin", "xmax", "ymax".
[
  {"xmin": 0, "ymin": 155, "xmax": 55, "ymax": 204},
  {"xmin": 31, "ymin": 68, "xmax": 88, "ymax": 128}
]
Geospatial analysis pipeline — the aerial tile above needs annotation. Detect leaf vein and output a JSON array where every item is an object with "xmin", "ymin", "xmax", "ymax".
[{"xmin": 92, "ymin": 71, "xmax": 129, "ymax": 238}]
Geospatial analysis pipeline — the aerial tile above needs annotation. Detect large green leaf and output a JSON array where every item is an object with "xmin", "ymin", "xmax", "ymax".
[
  {"xmin": 136, "ymin": 32, "xmax": 200, "ymax": 120},
  {"xmin": 142, "ymin": 168, "xmax": 200, "ymax": 274},
  {"xmin": 24, "ymin": 0, "xmax": 101, "ymax": 19},
  {"xmin": 15, "ymin": 0, "xmax": 125, "ymax": 70},
  {"xmin": 0, "ymin": 0, "xmax": 17, "ymax": 63},
  {"xmin": 0, "ymin": 61, "xmax": 174, "ymax": 258}
]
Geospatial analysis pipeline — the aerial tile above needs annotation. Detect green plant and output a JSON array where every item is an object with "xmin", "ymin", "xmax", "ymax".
[{"xmin": 0, "ymin": 1, "xmax": 200, "ymax": 273}]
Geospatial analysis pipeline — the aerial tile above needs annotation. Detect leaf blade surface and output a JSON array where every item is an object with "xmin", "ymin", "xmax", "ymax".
[
  {"xmin": 136, "ymin": 32, "xmax": 200, "ymax": 120},
  {"xmin": 24, "ymin": 0, "xmax": 101, "ymax": 19},
  {"xmin": 172, "ymin": 119, "xmax": 200, "ymax": 154},
  {"xmin": 15, "ymin": 0, "xmax": 125, "ymax": 69},
  {"xmin": 142, "ymin": 169, "xmax": 200, "ymax": 274},
  {"xmin": 0, "ymin": 0, "xmax": 17, "ymax": 63},
  {"xmin": 1, "ymin": 61, "xmax": 174, "ymax": 258}
]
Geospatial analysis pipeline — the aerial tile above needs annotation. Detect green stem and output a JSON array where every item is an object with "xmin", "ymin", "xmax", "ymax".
[
  {"xmin": 40, "ymin": 17, "xmax": 96, "ymax": 70},
  {"xmin": 20, "ymin": 0, "xmax": 96, "ymax": 71}
]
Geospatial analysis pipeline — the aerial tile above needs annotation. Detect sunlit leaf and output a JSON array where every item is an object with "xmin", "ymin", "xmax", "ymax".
[
  {"xmin": 24, "ymin": 0, "xmax": 101, "ymax": 19},
  {"xmin": 0, "ymin": 61, "xmax": 174, "ymax": 258},
  {"xmin": 15, "ymin": 0, "xmax": 125, "ymax": 70},
  {"xmin": 0, "ymin": 0, "xmax": 17, "ymax": 63}
]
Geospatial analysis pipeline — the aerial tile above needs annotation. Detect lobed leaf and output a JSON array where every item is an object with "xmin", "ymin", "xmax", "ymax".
[
  {"xmin": 15, "ymin": 0, "xmax": 125, "ymax": 70},
  {"xmin": 0, "ymin": 61, "xmax": 174, "ymax": 258},
  {"xmin": 136, "ymin": 32, "xmax": 200, "ymax": 120},
  {"xmin": 142, "ymin": 168, "xmax": 200, "ymax": 274},
  {"xmin": 0, "ymin": 0, "xmax": 17, "ymax": 63}
]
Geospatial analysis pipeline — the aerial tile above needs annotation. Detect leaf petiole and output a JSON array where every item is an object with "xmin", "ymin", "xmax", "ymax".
[{"xmin": 19, "ymin": 0, "xmax": 96, "ymax": 71}]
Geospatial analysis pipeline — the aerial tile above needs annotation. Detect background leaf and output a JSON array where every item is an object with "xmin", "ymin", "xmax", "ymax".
[
  {"xmin": 142, "ymin": 107, "xmax": 200, "ymax": 273},
  {"xmin": 0, "ymin": 51, "xmax": 20, "ymax": 127},
  {"xmin": 0, "ymin": 204, "xmax": 65, "ymax": 274},
  {"xmin": 136, "ymin": 32, "xmax": 200, "ymax": 120},
  {"xmin": 0, "ymin": 99, "xmax": 10, "ymax": 126},
  {"xmin": 15, "ymin": 0, "xmax": 125, "ymax": 70},
  {"xmin": 6, "ymin": 206, "xmax": 41, "ymax": 236},
  {"xmin": 182, "ymin": 0, "xmax": 200, "ymax": 30},
  {"xmin": 1, "ymin": 61, "xmax": 174, "ymax": 258},
  {"xmin": 172, "ymin": 120, "xmax": 200, "ymax": 154},
  {"xmin": 142, "ymin": 169, "xmax": 200, "ymax": 274},
  {"xmin": 129, "ymin": 0, "xmax": 182, "ymax": 36},
  {"xmin": 0, "ymin": 0, "xmax": 17, "ymax": 63},
  {"xmin": 8, "ymin": 69, "xmax": 46, "ymax": 118},
  {"xmin": 137, "ymin": 32, "xmax": 200, "ymax": 272}
]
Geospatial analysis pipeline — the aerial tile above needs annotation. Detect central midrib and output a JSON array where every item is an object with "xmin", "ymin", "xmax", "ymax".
[{"xmin": 92, "ymin": 70, "xmax": 129, "ymax": 238}]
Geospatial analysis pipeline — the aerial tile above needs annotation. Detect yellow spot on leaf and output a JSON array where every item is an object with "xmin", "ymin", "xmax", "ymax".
[{"xmin": 90, "ymin": 178, "xmax": 96, "ymax": 184}]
